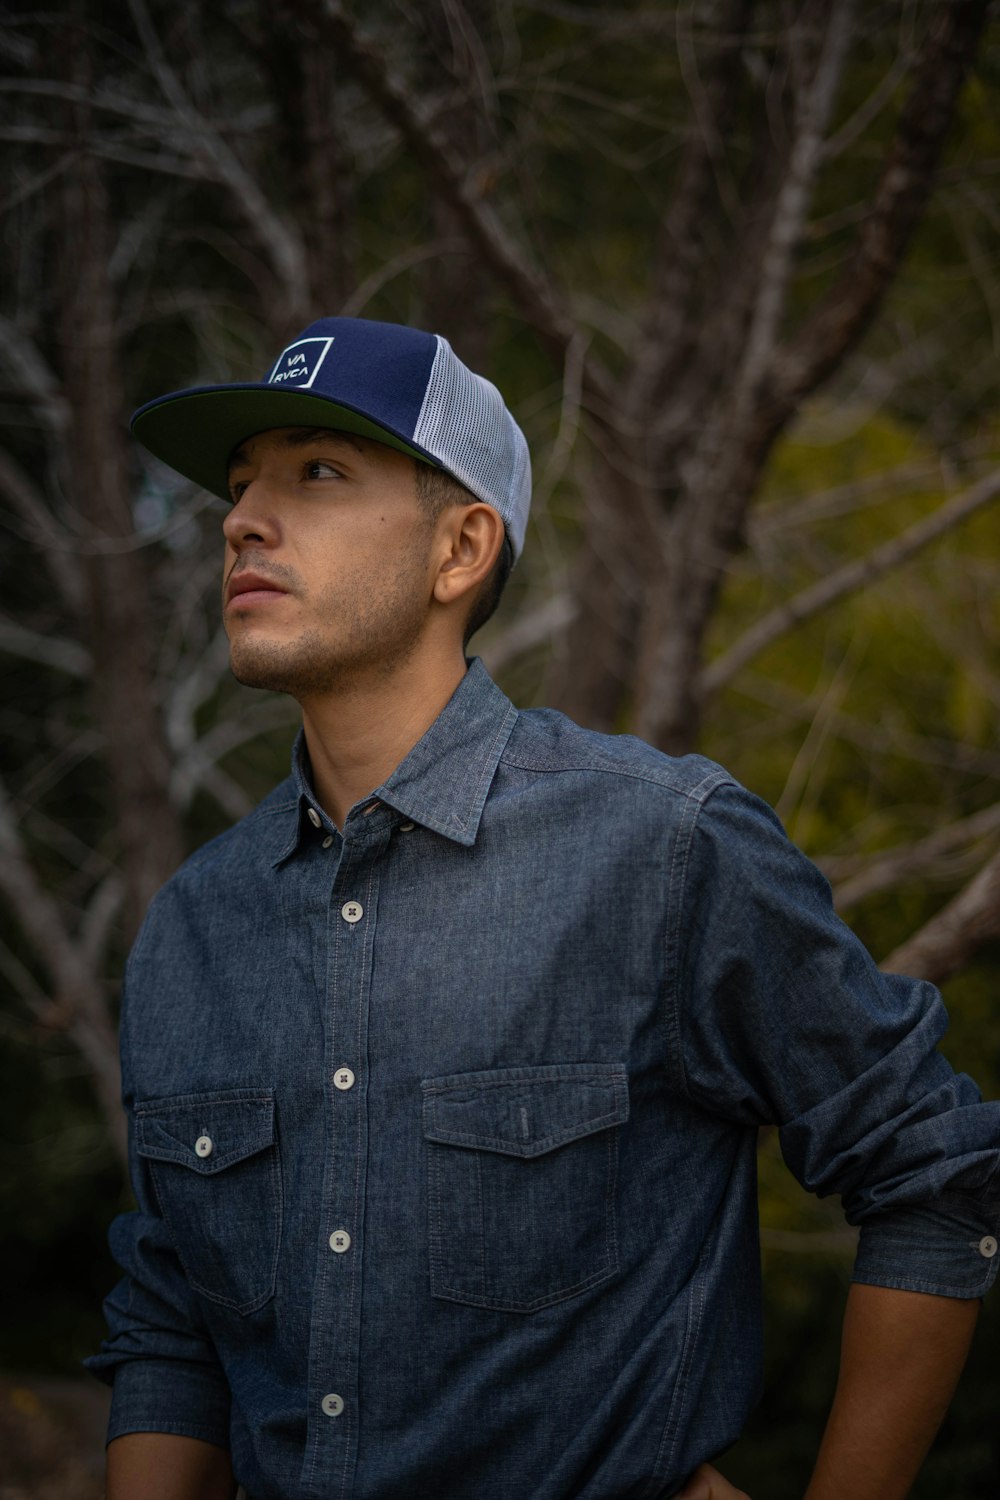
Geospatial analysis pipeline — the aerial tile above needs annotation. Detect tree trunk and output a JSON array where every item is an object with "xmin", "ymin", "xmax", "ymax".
[{"xmin": 60, "ymin": 37, "xmax": 183, "ymax": 941}]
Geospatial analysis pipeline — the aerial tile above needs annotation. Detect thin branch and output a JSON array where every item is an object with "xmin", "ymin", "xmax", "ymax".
[
  {"xmin": 532, "ymin": 330, "xmax": 588, "ymax": 513},
  {"xmin": 168, "ymin": 698, "xmax": 298, "ymax": 812},
  {"xmin": 730, "ymin": 0, "xmax": 856, "ymax": 422},
  {"xmin": 480, "ymin": 591, "xmax": 577, "ymax": 676},
  {"xmin": 0, "ymin": 778, "xmax": 100, "ymax": 1028},
  {"xmin": 882, "ymin": 844, "xmax": 1000, "ymax": 983},
  {"xmin": 0, "ymin": 620, "xmax": 91, "ymax": 677},
  {"xmin": 823, "ymin": 42, "xmax": 914, "ymax": 160},
  {"xmin": 625, "ymin": 0, "xmax": 751, "ymax": 424},
  {"xmin": 0, "ymin": 148, "xmax": 80, "ymax": 214},
  {"xmin": 0, "ymin": 774, "xmax": 124, "ymax": 1157},
  {"xmin": 80, "ymin": 873, "xmax": 125, "ymax": 971},
  {"xmin": 732, "ymin": 670, "xmax": 1000, "ymax": 784},
  {"xmin": 748, "ymin": 461, "xmax": 941, "ymax": 539},
  {"xmin": 338, "ymin": 238, "xmax": 467, "ymax": 317},
  {"xmin": 0, "ymin": 316, "xmax": 71, "ymax": 439},
  {"xmin": 772, "ymin": 0, "xmax": 991, "ymax": 411},
  {"xmin": 0, "ymin": 448, "xmax": 84, "ymax": 610},
  {"xmin": 307, "ymin": 0, "xmax": 612, "ymax": 402},
  {"xmin": 701, "ymin": 468, "xmax": 1000, "ymax": 696},
  {"xmin": 0, "ymin": 76, "xmax": 180, "ymax": 129},
  {"xmin": 773, "ymin": 638, "xmax": 860, "ymax": 832},
  {"xmin": 126, "ymin": 0, "xmax": 307, "ymax": 311},
  {"xmin": 828, "ymin": 802, "xmax": 1000, "ymax": 911}
]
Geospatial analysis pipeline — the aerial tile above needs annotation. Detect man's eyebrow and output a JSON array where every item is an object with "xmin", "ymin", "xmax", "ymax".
[
  {"xmin": 226, "ymin": 428, "xmax": 366, "ymax": 479},
  {"xmin": 282, "ymin": 427, "xmax": 366, "ymax": 453}
]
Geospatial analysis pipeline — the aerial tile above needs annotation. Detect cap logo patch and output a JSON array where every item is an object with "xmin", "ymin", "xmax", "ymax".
[{"xmin": 267, "ymin": 336, "xmax": 334, "ymax": 389}]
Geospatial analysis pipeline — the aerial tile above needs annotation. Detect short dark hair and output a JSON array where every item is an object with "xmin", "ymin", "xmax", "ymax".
[{"xmin": 414, "ymin": 462, "xmax": 513, "ymax": 643}]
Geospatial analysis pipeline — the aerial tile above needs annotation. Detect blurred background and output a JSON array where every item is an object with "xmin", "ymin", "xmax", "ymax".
[{"xmin": 2, "ymin": 1, "xmax": 1000, "ymax": 1494}]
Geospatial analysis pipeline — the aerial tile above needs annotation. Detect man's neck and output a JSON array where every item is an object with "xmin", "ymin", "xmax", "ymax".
[{"xmin": 299, "ymin": 649, "xmax": 468, "ymax": 829}]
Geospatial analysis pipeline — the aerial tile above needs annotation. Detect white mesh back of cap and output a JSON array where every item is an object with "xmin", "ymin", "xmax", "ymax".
[{"xmin": 413, "ymin": 337, "xmax": 531, "ymax": 559}]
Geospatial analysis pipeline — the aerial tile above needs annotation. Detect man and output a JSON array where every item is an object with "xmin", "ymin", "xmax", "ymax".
[{"xmin": 89, "ymin": 316, "xmax": 999, "ymax": 1500}]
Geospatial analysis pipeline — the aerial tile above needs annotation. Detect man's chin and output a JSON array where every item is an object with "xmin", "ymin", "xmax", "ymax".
[
  {"xmin": 228, "ymin": 635, "xmax": 346, "ymax": 699},
  {"xmin": 229, "ymin": 641, "xmax": 301, "ymax": 696}
]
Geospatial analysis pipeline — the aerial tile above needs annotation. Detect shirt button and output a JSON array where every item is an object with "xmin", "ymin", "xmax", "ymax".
[
  {"xmin": 329, "ymin": 1229, "xmax": 352, "ymax": 1254},
  {"xmin": 341, "ymin": 900, "xmax": 363, "ymax": 924},
  {"xmin": 334, "ymin": 1067, "xmax": 355, "ymax": 1091},
  {"xmin": 321, "ymin": 1393, "xmax": 344, "ymax": 1418},
  {"xmin": 322, "ymin": 835, "xmax": 334, "ymax": 849},
  {"xmin": 194, "ymin": 1135, "xmax": 213, "ymax": 1158},
  {"xmin": 307, "ymin": 807, "xmax": 322, "ymax": 828},
  {"xmin": 978, "ymin": 1235, "xmax": 998, "ymax": 1258},
  {"xmin": 399, "ymin": 822, "xmax": 415, "ymax": 833}
]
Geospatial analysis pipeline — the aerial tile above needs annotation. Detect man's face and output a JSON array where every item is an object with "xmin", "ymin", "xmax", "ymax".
[{"xmin": 222, "ymin": 426, "xmax": 437, "ymax": 699}]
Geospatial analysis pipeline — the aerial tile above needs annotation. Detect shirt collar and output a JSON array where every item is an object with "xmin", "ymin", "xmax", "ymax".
[{"xmin": 279, "ymin": 659, "xmax": 517, "ymax": 859}]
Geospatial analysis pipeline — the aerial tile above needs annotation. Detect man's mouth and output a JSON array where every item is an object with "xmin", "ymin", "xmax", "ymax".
[{"xmin": 226, "ymin": 571, "xmax": 290, "ymax": 607}]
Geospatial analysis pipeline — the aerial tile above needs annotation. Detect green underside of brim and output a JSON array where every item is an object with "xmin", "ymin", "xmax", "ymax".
[{"xmin": 131, "ymin": 387, "xmax": 440, "ymax": 500}]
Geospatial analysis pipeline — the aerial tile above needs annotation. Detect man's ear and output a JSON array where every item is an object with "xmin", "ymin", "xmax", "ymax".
[{"xmin": 432, "ymin": 504, "xmax": 505, "ymax": 608}]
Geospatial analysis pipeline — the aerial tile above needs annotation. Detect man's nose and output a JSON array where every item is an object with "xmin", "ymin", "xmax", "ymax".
[{"xmin": 222, "ymin": 482, "xmax": 280, "ymax": 550}]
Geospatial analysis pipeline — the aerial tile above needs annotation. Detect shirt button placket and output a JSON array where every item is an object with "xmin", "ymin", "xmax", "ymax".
[{"xmin": 315, "ymin": 850, "xmax": 374, "ymax": 1490}]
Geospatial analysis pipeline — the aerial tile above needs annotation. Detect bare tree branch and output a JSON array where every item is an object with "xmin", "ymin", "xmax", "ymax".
[
  {"xmin": 625, "ymin": 0, "xmax": 752, "ymax": 425},
  {"xmin": 480, "ymin": 591, "xmax": 577, "ymax": 676},
  {"xmin": 0, "ymin": 619, "xmax": 91, "ymax": 677},
  {"xmin": 882, "ymin": 844, "xmax": 1000, "ymax": 983},
  {"xmin": 730, "ymin": 0, "xmax": 856, "ymax": 422},
  {"xmin": 80, "ymin": 872, "xmax": 125, "ymax": 971},
  {"xmin": 126, "ymin": 0, "xmax": 308, "ymax": 320},
  {"xmin": 0, "ymin": 773, "xmax": 124, "ymax": 1157},
  {"xmin": 306, "ymin": 0, "xmax": 614, "ymax": 404},
  {"xmin": 772, "ymin": 0, "xmax": 991, "ymax": 411},
  {"xmin": 0, "ymin": 447, "xmax": 84, "ymax": 610},
  {"xmin": 828, "ymin": 802, "xmax": 1000, "ymax": 911},
  {"xmin": 0, "ymin": 315, "xmax": 71, "ymax": 438},
  {"xmin": 822, "ymin": 30, "xmax": 915, "ymax": 160},
  {"xmin": 338, "ymin": 238, "xmax": 466, "ymax": 317},
  {"xmin": 734, "ymin": 670, "xmax": 1000, "ymax": 784},
  {"xmin": 701, "ymin": 468, "xmax": 1000, "ymax": 697}
]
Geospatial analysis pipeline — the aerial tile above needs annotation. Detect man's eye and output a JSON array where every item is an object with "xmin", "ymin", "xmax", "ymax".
[
  {"xmin": 227, "ymin": 481, "xmax": 249, "ymax": 505},
  {"xmin": 304, "ymin": 459, "xmax": 342, "ymax": 480}
]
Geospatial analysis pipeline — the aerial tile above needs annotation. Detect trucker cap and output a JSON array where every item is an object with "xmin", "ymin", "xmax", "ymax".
[{"xmin": 130, "ymin": 316, "xmax": 532, "ymax": 560}]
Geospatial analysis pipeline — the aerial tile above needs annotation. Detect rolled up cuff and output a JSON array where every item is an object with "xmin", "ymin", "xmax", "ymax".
[
  {"xmin": 98, "ymin": 1355, "xmax": 231, "ymax": 1450},
  {"xmin": 852, "ymin": 1195, "xmax": 1000, "ymax": 1299}
]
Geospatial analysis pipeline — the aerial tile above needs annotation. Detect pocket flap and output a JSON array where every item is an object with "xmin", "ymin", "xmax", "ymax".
[
  {"xmin": 422, "ymin": 1063, "xmax": 628, "ymax": 1158},
  {"xmin": 135, "ymin": 1089, "xmax": 275, "ymax": 1176}
]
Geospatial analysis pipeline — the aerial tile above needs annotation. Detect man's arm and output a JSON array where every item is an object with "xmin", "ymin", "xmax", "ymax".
[
  {"xmin": 803, "ymin": 1283, "xmax": 979, "ymax": 1500},
  {"xmin": 107, "ymin": 1433, "xmax": 237, "ymax": 1500}
]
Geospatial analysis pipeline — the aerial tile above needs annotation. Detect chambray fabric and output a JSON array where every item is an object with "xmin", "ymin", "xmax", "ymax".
[{"xmin": 87, "ymin": 659, "xmax": 1000, "ymax": 1500}]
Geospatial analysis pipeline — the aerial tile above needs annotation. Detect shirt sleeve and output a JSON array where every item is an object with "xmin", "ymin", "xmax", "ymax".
[
  {"xmin": 84, "ymin": 989, "xmax": 232, "ymax": 1450},
  {"xmin": 669, "ymin": 778, "xmax": 1000, "ymax": 1299}
]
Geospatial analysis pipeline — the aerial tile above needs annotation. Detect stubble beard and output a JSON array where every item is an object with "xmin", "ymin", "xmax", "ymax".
[{"xmin": 227, "ymin": 562, "xmax": 432, "ymax": 701}]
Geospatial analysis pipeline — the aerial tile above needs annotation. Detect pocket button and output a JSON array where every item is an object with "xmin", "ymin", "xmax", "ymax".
[{"xmin": 194, "ymin": 1135, "xmax": 213, "ymax": 1159}]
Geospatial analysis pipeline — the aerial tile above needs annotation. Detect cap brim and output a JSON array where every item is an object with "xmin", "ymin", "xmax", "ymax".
[{"xmin": 130, "ymin": 384, "xmax": 439, "ymax": 499}]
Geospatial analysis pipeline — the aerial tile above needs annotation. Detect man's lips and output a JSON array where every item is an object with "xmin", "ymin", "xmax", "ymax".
[{"xmin": 226, "ymin": 571, "xmax": 290, "ymax": 606}]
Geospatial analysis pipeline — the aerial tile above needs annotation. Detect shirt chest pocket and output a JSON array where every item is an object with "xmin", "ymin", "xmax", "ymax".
[
  {"xmin": 421, "ymin": 1063, "xmax": 629, "ymax": 1314},
  {"xmin": 134, "ymin": 1089, "xmax": 282, "ymax": 1316}
]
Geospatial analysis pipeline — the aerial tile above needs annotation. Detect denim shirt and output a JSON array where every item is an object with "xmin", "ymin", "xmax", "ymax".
[{"xmin": 88, "ymin": 659, "xmax": 1000, "ymax": 1499}]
